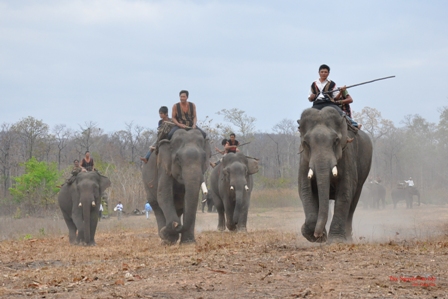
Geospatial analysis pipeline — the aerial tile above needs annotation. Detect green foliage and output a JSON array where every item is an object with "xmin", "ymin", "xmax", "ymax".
[
  {"xmin": 13, "ymin": 207, "xmax": 22, "ymax": 219},
  {"xmin": 23, "ymin": 234, "xmax": 32, "ymax": 240},
  {"xmin": 9, "ymin": 157, "xmax": 62, "ymax": 209}
]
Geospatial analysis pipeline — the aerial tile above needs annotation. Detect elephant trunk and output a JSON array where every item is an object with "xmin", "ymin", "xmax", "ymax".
[
  {"xmin": 180, "ymin": 175, "xmax": 202, "ymax": 233},
  {"xmin": 313, "ymin": 161, "xmax": 333, "ymax": 239},
  {"xmin": 81, "ymin": 196, "xmax": 92, "ymax": 244},
  {"xmin": 233, "ymin": 189, "xmax": 245, "ymax": 225}
]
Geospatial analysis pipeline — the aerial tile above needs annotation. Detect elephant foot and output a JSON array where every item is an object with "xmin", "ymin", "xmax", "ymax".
[
  {"xmin": 217, "ymin": 225, "xmax": 225, "ymax": 231},
  {"xmin": 86, "ymin": 241, "xmax": 97, "ymax": 246},
  {"xmin": 327, "ymin": 234, "xmax": 348, "ymax": 244},
  {"xmin": 301, "ymin": 224, "xmax": 327, "ymax": 243},
  {"xmin": 226, "ymin": 224, "xmax": 237, "ymax": 231},
  {"xmin": 180, "ymin": 235, "xmax": 196, "ymax": 244},
  {"xmin": 237, "ymin": 226, "xmax": 247, "ymax": 232},
  {"xmin": 159, "ymin": 226, "xmax": 179, "ymax": 245}
]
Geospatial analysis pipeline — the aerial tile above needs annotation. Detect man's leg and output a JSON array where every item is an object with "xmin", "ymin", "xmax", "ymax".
[
  {"xmin": 167, "ymin": 126, "xmax": 180, "ymax": 140},
  {"xmin": 195, "ymin": 126, "xmax": 207, "ymax": 138}
]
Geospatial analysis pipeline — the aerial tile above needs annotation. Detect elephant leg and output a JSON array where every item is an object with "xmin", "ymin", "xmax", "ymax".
[
  {"xmin": 329, "ymin": 189, "xmax": 355, "ymax": 242},
  {"xmin": 89, "ymin": 211, "xmax": 99, "ymax": 246},
  {"xmin": 71, "ymin": 213, "xmax": 84, "ymax": 244},
  {"xmin": 62, "ymin": 214, "xmax": 78, "ymax": 244},
  {"xmin": 180, "ymin": 222, "xmax": 196, "ymax": 244},
  {"xmin": 236, "ymin": 196, "xmax": 250, "ymax": 232},
  {"xmin": 222, "ymin": 196, "xmax": 237, "ymax": 231},
  {"xmin": 211, "ymin": 191, "xmax": 226, "ymax": 231},
  {"xmin": 301, "ymin": 192, "xmax": 325, "ymax": 243},
  {"xmin": 157, "ymin": 178, "xmax": 183, "ymax": 237}
]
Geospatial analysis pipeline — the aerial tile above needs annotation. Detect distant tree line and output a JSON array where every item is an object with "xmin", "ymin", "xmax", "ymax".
[{"xmin": 1, "ymin": 106, "xmax": 448, "ymax": 216}]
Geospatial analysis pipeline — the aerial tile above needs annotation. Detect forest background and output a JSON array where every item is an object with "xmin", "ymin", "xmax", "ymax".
[{"xmin": 1, "ymin": 106, "xmax": 448, "ymax": 218}]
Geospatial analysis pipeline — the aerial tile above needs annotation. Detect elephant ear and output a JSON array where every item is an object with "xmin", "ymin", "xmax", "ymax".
[
  {"xmin": 222, "ymin": 167, "xmax": 230, "ymax": 181},
  {"xmin": 202, "ymin": 139, "xmax": 211, "ymax": 172},
  {"xmin": 158, "ymin": 140, "xmax": 173, "ymax": 176},
  {"xmin": 247, "ymin": 157, "xmax": 259, "ymax": 175},
  {"xmin": 99, "ymin": 174, "xmax": 111, "ymax": 194}
]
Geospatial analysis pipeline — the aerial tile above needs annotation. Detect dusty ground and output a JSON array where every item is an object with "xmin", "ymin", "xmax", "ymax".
[{"xmin": 1, "ymin": 202, "xmax": 448, "ymax": 299}]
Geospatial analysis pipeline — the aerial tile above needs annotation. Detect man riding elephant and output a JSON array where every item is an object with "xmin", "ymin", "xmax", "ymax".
[
  {"xmin": 298, "ymin": 107, "xmax": 372, "ymax": 243},
  {"xmin": 58, "ymin": 171, "xmax": 111, "ymax": 245},
  {"xmin": 168, "ymin": 90, "xmax": 206, "ymax": 139},
  {"xmin": 142, "ymin": 125, "xmax": 211, "ymax": 244},
  {"xmin": 209, "ymin": 152, "xmax": 259, "ymax": 231}
]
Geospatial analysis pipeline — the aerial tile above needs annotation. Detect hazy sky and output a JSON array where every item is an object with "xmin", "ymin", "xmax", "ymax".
[{"xmin": 1, "ymin": 0, "xmax": 447, "ymax": 134}]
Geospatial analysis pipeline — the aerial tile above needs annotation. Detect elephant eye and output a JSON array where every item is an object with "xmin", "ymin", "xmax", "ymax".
[{"xmin": 333, "ymin": 137, "xmax": 340, "ymax": 146}]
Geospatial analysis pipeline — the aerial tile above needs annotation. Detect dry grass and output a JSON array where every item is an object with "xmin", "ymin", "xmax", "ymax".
[{"xmin": 1, "ymin": 203, "xmax": 448, "ymax": 298}]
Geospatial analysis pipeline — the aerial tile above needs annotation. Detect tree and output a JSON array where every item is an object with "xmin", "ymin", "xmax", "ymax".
[
  {"xmin": 9, "ymin": 157, "xmax": 61, "ymax": 214},
  {"xmin": 75, "ymin": 121, "xmax": 101, "ymax": 154},
  {"xmin": 0, "ymin": 123, "xmax": 18, "ymax": 197},
  {"xmin": 216, "ymin": 108, "xmax": 256, "ymax": 139},
  {"xmin": 353, "ymin": 107, "xmax": 394, "ymax": 179},
  {"xmin": 53, "ymin": 124, "xmax": 72, "ymax": 170},
  {"xmin": 12, "ymin": 116, "xmax": 49, "ymax": 160}
]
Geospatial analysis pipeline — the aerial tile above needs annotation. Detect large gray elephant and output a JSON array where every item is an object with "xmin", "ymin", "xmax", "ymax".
[
  {"xmin": 298, "ymin": 107, "xmax": 372, "ymax": 243},
  {"xmin": 391, "ymin": 186, "xmax": 420, "ymax": 209},
  {"xmin": 142, "ymin": 129, "xmax": 211, "ymax": 244},
  {"xmin": 58, "ymin": 171, "xmax": 111, "ymax": 245},
  {"xmin": 361, "ymin": 182, "xmax": 386, "ymax": 209},
  {"xmin": 209, "ymin": 152, "xmax": 259, "ymax": 231}
]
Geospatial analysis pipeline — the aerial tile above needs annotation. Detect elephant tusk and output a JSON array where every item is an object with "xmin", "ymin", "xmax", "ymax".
[
  {"xmin": 245, "ymin": 185, "xmax": 249, "ymax": 191},
  {"xmin": 201, "ymin": 198, "xmax": 207, "ymax": 203},
  {"xmin": 308, "ymin": 168, "xmax": 313, "ymax": 179},
  {"xmin": 201, "ymin": 182, "xmax": 208, "ymax": 195},
  {"xmin": 230, "ymin": 186, "xmax": 234, "ymax": 190},
  {"xmin": 332, "ymin": 166, "xmax": 338, "ymax": 177}
]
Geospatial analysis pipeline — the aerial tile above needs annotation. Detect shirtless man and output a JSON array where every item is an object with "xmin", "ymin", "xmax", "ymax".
[{"xmin": 168, "ymin": 90, "xmax": 206, "ymax": 139}]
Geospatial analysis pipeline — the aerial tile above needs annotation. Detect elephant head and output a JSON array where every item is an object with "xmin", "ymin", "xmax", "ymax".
[
  {"xmin": 299, "ymin": 107, "xmax": 354, "ymax": 241},
  {"xmin": 157, "ymin": 128, "xmax": 211, "ymax": 243},
  {"xmin": 75, "ymin": 171, "xmax": 111, "ymax": 245},
  {"xmin": 220, "ymin": 152, "xmax": 259, "ymax": 230}
]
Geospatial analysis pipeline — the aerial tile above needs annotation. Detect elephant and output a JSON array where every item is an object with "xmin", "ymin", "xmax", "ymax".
[
  {"xmin": 361, "ymin": 182, "xmax": 386, "ymax": 209},
  {"xmin": 298, "ymin": 107, "xmax": 373, "ymax": 243},
  {"xmin": 209, "ymin": 152, "xmax": 259, "ymax": 231},
  {"xmin": 142, "ymin": 129, "xmax": 211, "ymax": 244},
  {"xmin": 201, "ymin": 192, "xmax": 215, "ymax": 213},
  {"xmin": 391, "ymin": 186, "xmax": 420, "ymax": 209},
  {"xmin": 58, "ymin": 171, "xmax": 111, "ymax": 245}
]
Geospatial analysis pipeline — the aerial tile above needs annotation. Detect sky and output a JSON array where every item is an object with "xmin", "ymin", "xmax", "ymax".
[{"xmin": 1, "ymin": 0, "xmax": 448, "ymax": 134}]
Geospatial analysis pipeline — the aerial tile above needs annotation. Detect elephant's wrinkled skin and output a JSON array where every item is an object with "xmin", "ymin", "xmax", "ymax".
[
  {"xmin": 391, "ymin": 186, "xmax": 420, "ymax": 209},
  {"xmin": 58, "ymin": 171, "xmax": 111, "ymax": 245},
  {"xmin": 142, "ymin": 129, "xmax": 211, "ymax": 244},
  {"xmin": 209, "ymin": 152, "xmax": 259, "ymax": 231},
  {"xmin": 298, "ymin": 107, "xmax": 372, "ymax": 243},
  {"xmin": 201, "ymin": 192, "xmax": 214, "ymax": 213}
]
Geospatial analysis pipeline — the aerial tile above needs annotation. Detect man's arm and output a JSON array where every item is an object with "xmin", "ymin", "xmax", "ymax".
[
  {"xmin": 224, "ymin": 142, "xmax": 238, "ymax": 151},
  {"xmin": 192, "ymin": 103, "xmax": 197, "ymax": 128},
  {"xmin": 334, "ymin": 86, "xmax": 353, "ymax": 105},
  {"xmin": 308, "ymin": 85, "xmax": 316, "ymax": 102},
  {"xmin": 172, "ymin": 104, "xmax": 185, "ymax": 128}
]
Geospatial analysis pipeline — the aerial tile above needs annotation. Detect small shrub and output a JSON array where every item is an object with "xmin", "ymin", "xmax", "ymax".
[{"xmin": 13, "ymin": 207, "xmax": 22, "ymax": 219}]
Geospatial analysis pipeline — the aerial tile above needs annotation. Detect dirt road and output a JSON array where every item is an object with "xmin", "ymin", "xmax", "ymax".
[{"xmin": 0, "ymin": 204, "xmax": 447, "ymax": 298}]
